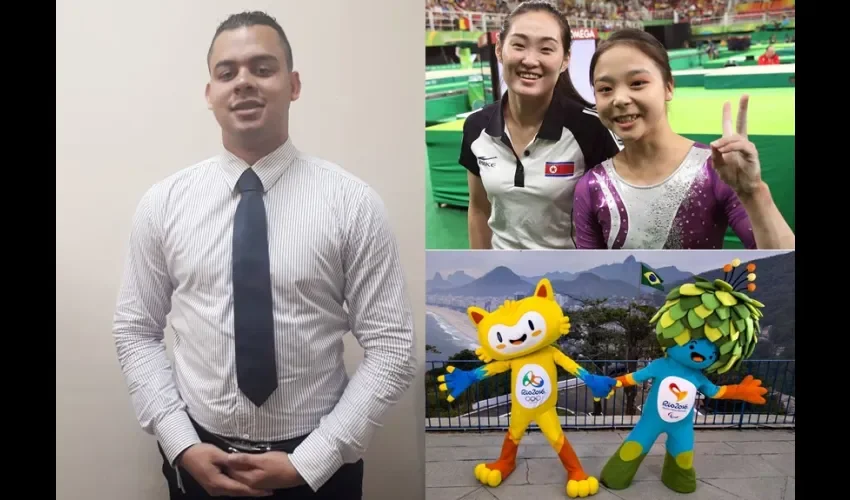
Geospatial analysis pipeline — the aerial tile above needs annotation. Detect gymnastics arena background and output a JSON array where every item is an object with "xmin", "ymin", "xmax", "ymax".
[{"xmin": 425, "ymin": 0, "xmax": 795, "ymax": 249}]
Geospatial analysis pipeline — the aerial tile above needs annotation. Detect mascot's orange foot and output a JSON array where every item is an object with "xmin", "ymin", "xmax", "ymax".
[
  {"xmin": 566, "ymin": 476, "xmax": 600, "ymax": 498},
  {"xmin": 474, "ymin": 460, "xmax": 516, "ymax": 487}
]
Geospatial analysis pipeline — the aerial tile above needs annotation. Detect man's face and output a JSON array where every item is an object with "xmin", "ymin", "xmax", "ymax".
[{"xmin": 205, "ymin": 25, "xmax": 300, "ymax": 143}]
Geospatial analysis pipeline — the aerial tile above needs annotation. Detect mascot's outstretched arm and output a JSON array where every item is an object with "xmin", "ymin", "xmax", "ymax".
[
  {"xmin": 437, "ymin": 361, "xmax": 511, "ymax": 403},
  {"xmin": 552, "ymin": 349, "xmax": 621, "ymax": 401},
  {"xmin": 601, "ymin": 258, "xmax": 770, "ymax": 495},
  {"xmin": 701, "ymin": 375, "xmax": 767, "ymax": 404},
  {"xmin": 614, "ymin": 360, "xmax": 661, "ymax": 388}
]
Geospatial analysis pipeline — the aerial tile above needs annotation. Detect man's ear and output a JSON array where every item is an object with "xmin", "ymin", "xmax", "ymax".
[
  {"xmin": 290, "ymin": 71, "xmax": 302, "ymax": 101},
  {"xmin": 205, "ymin": 82, "xmax": 212, "ymax": 110}
]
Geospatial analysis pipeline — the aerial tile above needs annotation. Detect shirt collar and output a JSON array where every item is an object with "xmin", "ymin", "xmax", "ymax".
[
  {"xmin": 484, "ymin": 91, "xmax": 566, "ymax": 142},
  {"xmin": 218, "ymin": 138, "xmax": 297, "ymax": 193}
]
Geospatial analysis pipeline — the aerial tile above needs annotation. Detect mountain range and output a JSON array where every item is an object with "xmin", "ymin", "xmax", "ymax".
[
  {"xmin": 427, "ymin": 253, "xmax": 794, "ymax": 305},
  {"xmin": 427, "ymin": 255, "xmax": 694, "ymax": 301}
]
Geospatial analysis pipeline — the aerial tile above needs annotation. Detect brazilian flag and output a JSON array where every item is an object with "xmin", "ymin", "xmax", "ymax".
[{"xmin": 640, "ymin": 263, "xmax": 665, "ymax": 291}]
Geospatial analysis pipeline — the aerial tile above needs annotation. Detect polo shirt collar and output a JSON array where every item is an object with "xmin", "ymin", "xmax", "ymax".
[
  {"xmin": 219, "ymin": 138, "xmax": 297, "ymax": 193},
  {"xmin": 484, "ymin": 91, "xmax": 565, "ymax": 142}
]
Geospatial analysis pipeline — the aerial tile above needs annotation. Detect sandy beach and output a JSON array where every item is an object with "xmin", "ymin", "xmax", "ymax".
[{"xmin": 426, "ymin": 305, "xmax": 481, "ymax": 348}]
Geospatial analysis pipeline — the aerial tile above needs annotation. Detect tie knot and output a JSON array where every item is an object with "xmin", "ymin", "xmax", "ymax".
[{"xmin": 236, "ymin": 169, "xmax": 264, "ymax": 193}]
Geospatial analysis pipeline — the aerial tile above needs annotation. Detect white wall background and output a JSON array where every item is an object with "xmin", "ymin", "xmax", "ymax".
[
  {"xmin": 568, "ymin": 39, "xmax": 597, "ymax": 105},
  {"xmin": 56, "ymin": 1, "xmax": 425, "ymax": 498}
]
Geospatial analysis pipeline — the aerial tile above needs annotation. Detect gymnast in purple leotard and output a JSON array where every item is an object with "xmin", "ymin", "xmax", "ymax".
[
  {"xmin": 574, "ymin": 142, "xmax": 755, "ymax": 249},
  {"xmin": 572, "ymin": 29, "xmax": 795, "ymax": 250}
]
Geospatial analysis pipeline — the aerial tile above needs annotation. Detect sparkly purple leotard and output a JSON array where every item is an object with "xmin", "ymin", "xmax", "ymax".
[{"xmin": 573, "ymin": 143, "xmax": 755, "ymax": 249}]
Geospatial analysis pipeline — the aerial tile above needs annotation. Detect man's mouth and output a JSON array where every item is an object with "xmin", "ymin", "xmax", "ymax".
[
  {"xmin": 690, "ymin": 352, "xmax": 705, "ymax": 363},
  {"xmin": 232, "ymin": 100, "xmax": 264, "ymax": 111},
  {"xmin": 509, "ymin": 334, "xmax": 528, "ymax": 345},
  {"xmin": 614, "ymin": 114, "xmax": 640, "ymax": 124}
]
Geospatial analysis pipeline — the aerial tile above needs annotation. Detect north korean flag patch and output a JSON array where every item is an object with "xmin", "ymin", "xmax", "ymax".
[{"xmin": 544, "ymin": 161, "xmax": 575, "ymax": 177}]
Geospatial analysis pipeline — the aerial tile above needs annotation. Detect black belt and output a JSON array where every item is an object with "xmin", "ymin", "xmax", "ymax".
[{"xmin": 190, "ymin": 417, "xmax": 308, "ymax": 454}]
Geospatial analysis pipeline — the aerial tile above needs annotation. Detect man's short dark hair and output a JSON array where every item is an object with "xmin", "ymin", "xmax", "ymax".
[{"xmin": 207, "ymin": 11, "xmax": 293, "ymax": 71}]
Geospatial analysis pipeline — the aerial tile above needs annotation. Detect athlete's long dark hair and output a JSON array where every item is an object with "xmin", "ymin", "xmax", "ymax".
[{"xmin": 498, "ymin": 0, "xmax": 593, "ymax": 109}]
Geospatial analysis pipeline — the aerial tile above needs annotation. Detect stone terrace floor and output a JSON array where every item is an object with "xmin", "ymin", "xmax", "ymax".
[{"xmin": 425, "ymin": 429, "xmax": 794, "ymax": 500}]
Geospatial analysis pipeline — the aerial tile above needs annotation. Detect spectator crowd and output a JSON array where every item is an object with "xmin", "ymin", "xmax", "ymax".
[{"xmin": 426, "ymin": 0, "xmax": 730, "ymax": 23}]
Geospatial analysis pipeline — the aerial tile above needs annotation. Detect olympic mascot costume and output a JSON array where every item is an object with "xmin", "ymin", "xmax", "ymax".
[
  {"xmin": 437, "ymin": 278, "xmax": 618, "ymax": 498},
  {"xmin": 601, "ymin": 258, "xmax": 769, "ymax": 494}
]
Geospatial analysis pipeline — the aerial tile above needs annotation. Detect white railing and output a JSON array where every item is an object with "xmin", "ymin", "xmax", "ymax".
[
  {"xmin": 689, "ymin": 9, "xmax": 794, "ymax": 26},
  {"xmin": 647, "ymin": 9, "xmax": 676, "ymax": 20},
  {"xmin": 425, "ymin": 8, "xmax": 644, "ymax": 32},
  {"xmin": 425, "ymin": 8, "xmax": 506, "ymax": 32},
  {"xmin": 424, "ymin": 6, "xmax": 792, "ymax": 32}
]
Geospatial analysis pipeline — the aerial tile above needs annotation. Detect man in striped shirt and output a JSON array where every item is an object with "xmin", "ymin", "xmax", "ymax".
[{"xmin": 112, "ymin": 11, "xmax": 416, "ymax": 499}]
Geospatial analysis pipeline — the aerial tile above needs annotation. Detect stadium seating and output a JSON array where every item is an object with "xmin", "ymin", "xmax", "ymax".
[{"xmin": 426, "ymin": 0, "xmax": 794, "ymax": 31}]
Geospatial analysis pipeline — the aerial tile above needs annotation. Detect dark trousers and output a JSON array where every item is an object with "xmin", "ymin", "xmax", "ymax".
[{"xmin": 159, "ymin": 420, "xmax": 363, "ymax": 500}]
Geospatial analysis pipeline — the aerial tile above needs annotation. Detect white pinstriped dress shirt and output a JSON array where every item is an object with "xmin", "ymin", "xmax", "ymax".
[{"xmin": 112, "ymin": 138, "xmax": 417, "ymax": 491}]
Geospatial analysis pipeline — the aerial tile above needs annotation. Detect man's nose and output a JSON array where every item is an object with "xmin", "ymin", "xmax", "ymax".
[{"xmin": 234, "ymin": 71, "xmax": 256, "ymax": 92}]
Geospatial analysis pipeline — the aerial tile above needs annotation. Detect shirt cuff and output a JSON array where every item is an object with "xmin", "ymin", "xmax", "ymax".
[
  {"xmin": 156, "ymin": 410, "xmax": 201, "ymax": 466},
  {"xmin": 288, "ymin": 429, "xmax": 346, "ymax": 492}
]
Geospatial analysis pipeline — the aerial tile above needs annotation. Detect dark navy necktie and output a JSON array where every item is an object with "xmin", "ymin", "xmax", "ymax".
[{"xmin": 233, "ymin": 168, "xmax": 278, "ymax": 406}]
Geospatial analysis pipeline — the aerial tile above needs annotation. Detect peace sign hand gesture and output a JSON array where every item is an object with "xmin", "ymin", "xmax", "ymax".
[{"xmin": 710, "ymin": 95, "xmax": 762, "ymax": 197}]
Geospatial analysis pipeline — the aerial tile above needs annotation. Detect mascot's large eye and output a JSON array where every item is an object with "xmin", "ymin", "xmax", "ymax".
[
  {"xmin": 528, "ymin": 320, "xmax": 535, "ymax": 330},
  {"xmin": 497, "ymin": 332, "xmax": 503, "ymax": 343}
]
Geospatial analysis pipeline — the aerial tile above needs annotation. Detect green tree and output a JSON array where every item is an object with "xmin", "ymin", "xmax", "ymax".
[{"xmin": 564, "ymin": 298, "xmax": 661, "ymax": 415}]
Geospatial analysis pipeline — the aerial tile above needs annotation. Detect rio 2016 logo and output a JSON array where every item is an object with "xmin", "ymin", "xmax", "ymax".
[
  {"xmin": 662, "ymin": 399, "xmax": 690, "ymax": 419},
  {"xmin": 661, "ymin": 382, "xmax": 691, "ymax": 419},
  {"xmin": 522, "ymin": 370, "xmax": 544, "ymax": 388},
  {"xmin": 520, "ymin": 370, "xmax": 546, "ymax": 397}
]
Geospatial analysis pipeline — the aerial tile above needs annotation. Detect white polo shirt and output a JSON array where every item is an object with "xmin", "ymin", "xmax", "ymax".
[{"xmin": 460, "ymin": 95, "xmax": 622, "ymax": 249}]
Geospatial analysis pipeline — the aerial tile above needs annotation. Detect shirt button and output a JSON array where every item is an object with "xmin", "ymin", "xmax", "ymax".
[{"xmin": 524, "ymin": 150, "xmax": 530, "ymax": 156}]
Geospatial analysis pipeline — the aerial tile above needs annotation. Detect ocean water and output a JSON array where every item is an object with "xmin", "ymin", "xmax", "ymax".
[{"xmin": 425, "ymin": 311, "xmax": 479, "ymax": 365}]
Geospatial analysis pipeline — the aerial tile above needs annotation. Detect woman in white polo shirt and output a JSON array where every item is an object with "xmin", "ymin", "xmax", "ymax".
[{"xmin": 459, "ymin": 0, "xmax": 620, "ymax": 249}]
